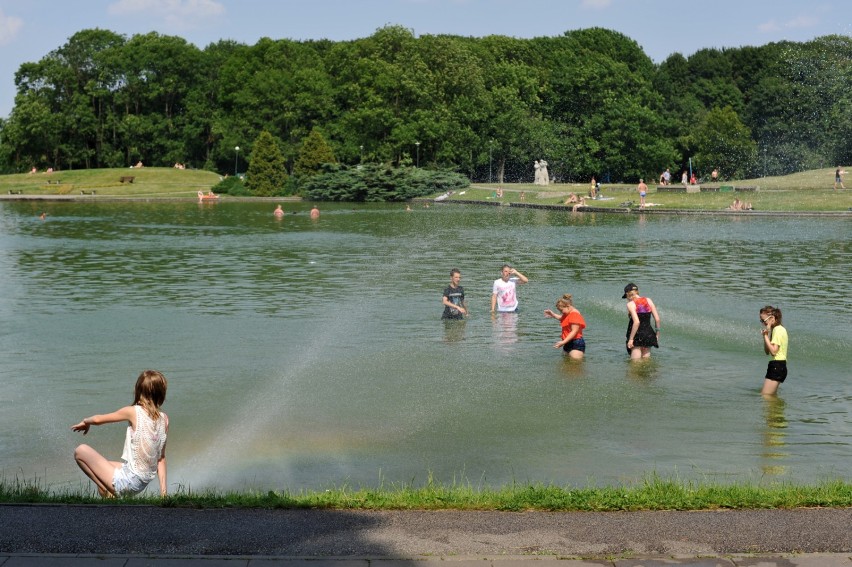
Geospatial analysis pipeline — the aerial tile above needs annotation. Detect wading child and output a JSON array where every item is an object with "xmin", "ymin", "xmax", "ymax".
[
  {"xmin": 759, "ymin": 306, "xmax": 788, "ymax": 396},
  {"xmin": 623, "ymin": 283, "xmax": 660, "ymax": 360},
  {"xmin": 544, "ymin": 293, "xmax": 586, "ymax": 360},
  {"xmin": 72, "ymin": 370, "xmax": 169, "ymax": 497}
]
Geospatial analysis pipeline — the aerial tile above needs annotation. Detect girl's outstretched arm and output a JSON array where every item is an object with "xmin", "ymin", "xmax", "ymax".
[{"xmin": 71, "ymin": 406, "xmax": 136, "ymax": 435}]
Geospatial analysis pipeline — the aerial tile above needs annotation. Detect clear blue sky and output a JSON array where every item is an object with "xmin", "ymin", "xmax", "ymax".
[{"xmin": 0, "ymin": 0, "xmax": 847, "ymax": 119}]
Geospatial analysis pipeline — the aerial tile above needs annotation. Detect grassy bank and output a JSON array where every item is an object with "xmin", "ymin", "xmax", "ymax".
[
  {"xmin": 458, "ymin": 167, "xmax": 852, "ymax": 212},
  {"xmin": 3, "ymin": 476, "xmax": 850, "ymax": 511},
  {"xmin": 0, "ymin": 167, "xmax": 221, "ymax": 197},
  {"xmin": 1, "ymin": 167, "xmax": 851, "ymax": 211}
]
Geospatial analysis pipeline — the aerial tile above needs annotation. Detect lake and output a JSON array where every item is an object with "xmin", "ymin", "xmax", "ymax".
[{"xmin": 0, "ymin": 200, "xmax": 849, "ymax": 493}]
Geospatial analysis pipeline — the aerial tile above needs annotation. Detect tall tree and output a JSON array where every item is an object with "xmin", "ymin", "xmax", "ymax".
[
  {"xmin": 293, "ymin": 128, "xmax": 336, "ymax": 177},
  {"xmin": 245, "ymin": 130, "xmax": 288, "ymax": 196}
]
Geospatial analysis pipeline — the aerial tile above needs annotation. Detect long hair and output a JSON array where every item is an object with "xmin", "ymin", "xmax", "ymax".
[
  {"xmin": 133, "ymin": 370, "xmax": 168, "ymax": 420},
  {"xmin": 555, "ymin": 293, "xmax": 574, "ymax": 311},
  {"xmin": 760, "ymin": 305, "xmax": 783, "ymax": 327}
]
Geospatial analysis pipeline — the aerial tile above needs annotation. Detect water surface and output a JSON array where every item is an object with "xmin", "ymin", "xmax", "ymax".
[{"xmin": 0, "ymin": 201, "xmax": 849, "ymax": 492}]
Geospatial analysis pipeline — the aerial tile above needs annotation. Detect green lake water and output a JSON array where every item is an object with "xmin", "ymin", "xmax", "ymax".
[{"xmin": 0, "ymin": 200, "xmax": 849, "ymax": 493}]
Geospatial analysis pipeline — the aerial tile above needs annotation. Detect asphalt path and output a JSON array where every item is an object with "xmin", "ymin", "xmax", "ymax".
[{"xmin": 1, "ymin": 506, "xmax": 850, "ymax": 557}]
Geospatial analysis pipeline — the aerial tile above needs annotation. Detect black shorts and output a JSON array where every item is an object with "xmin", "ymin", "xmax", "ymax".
[
  {"xmin": 765, "ymin": 360, "xmax": 788, "ymax": 383},
  {"xmin": 563, "ymin": 337, "xmax": 586, "ymax": 353}
]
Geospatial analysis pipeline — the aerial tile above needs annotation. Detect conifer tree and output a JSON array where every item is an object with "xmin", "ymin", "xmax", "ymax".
[
  {"xmin": 245, "ymin": 130, "xmax": 288, "ymax": 196},
  {"xmin": 293, "ymin": 128, "xmax": 337, "ymax": 177}
]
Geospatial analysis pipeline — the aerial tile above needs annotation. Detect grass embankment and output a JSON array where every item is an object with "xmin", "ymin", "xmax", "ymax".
[
  {"xmin": 2, "ymin": 476, "xmax": 850, "ymax": 511},
  {"xmin": 460, "ymin": 168, "xmax": 852, "ymax": 212},
  {"xmin": 0, "ymin": 167, "xmax": 221, "ymax": 198},
  {"xmin": 1, "ymin": 167, "xmax": 851, "ymax": 211}
]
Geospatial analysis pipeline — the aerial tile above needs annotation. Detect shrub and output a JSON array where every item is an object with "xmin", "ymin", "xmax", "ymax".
[{"xmin": 303, "ymin": 164, "xmax": 469, "ymax": 202}]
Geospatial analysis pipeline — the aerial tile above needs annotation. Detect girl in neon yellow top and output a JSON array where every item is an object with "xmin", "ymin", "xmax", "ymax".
[{"xmin": 759, "ymin": 306, "xmax": 788, "ymax": 396}]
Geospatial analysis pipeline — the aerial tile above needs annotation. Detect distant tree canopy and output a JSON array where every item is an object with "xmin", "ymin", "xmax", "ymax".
[{"xmin": 1, "ymin": 26, "xmax": 850, "ymax": 184}]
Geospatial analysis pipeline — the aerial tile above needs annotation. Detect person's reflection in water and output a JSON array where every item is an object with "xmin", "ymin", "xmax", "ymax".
[
  {"xmin": 442, "ymin": 319, "xmax": 466, "ymax": 344},
  {"xmin": 492, "ymin": 311, "xmax": 518, "ymax": 354},
  {"xmin": 625, "ymin": 357, "xmax": 660, "ymax": 382},
  {"xmin": 760, "ymin": 396, "xmax": 788, "ymax": 476},
  {"xmin": 559, "ymin": 356, "xmax": 587, "ymax": 380}
]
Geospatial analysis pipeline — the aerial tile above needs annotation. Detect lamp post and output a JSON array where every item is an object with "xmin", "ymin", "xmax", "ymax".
[
  {"xmin": 359, "ymin": 145, "xmax": 364, "ymax": 164},
  {"xmin": 489, "ymin": 139, "xmax": 493, "ymax": 183},
  {"xmin": 415, "ymin": 141, "xmax": 420, "ymax": 168},
  {"xmin": 234, "ymin": 146, "xmax": 240, "ymax": 176}
]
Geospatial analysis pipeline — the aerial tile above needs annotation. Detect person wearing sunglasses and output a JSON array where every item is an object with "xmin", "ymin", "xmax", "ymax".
[{"xmin": 759, "ymin": 306, "xmax": 788, "ymax": 396}]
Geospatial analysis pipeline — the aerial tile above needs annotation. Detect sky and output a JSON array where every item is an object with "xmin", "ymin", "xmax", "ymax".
[{"xmin": 0, "ymin": 0, "xmax": 848, "ymax": 119}]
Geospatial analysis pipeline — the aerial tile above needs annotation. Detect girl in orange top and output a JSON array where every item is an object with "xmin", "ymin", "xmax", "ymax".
[{"xmin": 544, "ymin": 293, "xmax": 586, "ymax": 360}]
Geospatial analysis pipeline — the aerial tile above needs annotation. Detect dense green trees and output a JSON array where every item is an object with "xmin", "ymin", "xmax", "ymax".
[{"xmin": 1, "ymin": 26, "xmax": 850, "ymax": 185}]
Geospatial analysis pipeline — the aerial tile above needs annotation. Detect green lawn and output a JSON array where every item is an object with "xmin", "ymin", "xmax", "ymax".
[
  {"xmin": 459, "ymin": 167, "xmax": 852, "ymax": 212},
  {"xmin": 0, "ymin": 167, "xmax": 222, "ymax": 197},
  {"xmin": 1, "ymin": 166, "xmax": 851, "ymax": 211}
]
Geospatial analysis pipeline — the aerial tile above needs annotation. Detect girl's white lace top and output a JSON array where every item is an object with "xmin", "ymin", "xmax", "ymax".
[{"xmin": 120, "ymin": 405, "xmax": 167, "ymax": 481}]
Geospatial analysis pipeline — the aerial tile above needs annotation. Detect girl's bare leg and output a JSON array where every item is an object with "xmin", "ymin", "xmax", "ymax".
[
  {"xmin": 74, "ymin": 444, "xmax": 121, "ymax": 497},
  {"xmin": 761, "ymin": 378, "xmax": 780, "ymax": 396}
]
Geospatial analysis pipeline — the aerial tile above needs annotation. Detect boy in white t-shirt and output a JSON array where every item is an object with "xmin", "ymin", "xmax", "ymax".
[{"xmin": 491, "ymin": 264, "xmax": 529, "ymax": 313}]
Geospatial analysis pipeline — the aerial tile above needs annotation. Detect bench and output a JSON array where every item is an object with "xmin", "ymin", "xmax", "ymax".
[
  {"xmin": 8, "ymin": 189, "xmax": 22, "ymax": 195},
  {"xmin": 80, "ymin": 190, "xmax": 97, "ymax": 195},
  {"xmin": 119, "ymin": 176, "xmax": 135, "ymax": 183},
  {"xmin": 46, "ymin": 179, "xmax": 62, "ymax": 185}
]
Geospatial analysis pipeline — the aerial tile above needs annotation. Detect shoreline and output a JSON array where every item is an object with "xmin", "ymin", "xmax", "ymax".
[
  {"xmin": 423, "ymin": 198, "xmax": 852, "ymax": 217},
  {"xmin": 1, "ymin": 193, "xmax": 849, "ymax": 216}
]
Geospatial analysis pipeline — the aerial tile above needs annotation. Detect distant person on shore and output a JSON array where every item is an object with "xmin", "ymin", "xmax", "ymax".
[
  {"xmin": 681, "ymin": 171, "xmax": 688, "ymax": 185},
  {"xmin": 273, "ymin": 205, "xmax": 284, "ymax": 217},
  {"xmin": 565, "ymin": 192, "xmax": 579, "ymax": 204},
  {"xmin": 728, "ymin": 198, "xmax": 743, "ymax": 211},
  {"xmin": 491, "ymin": 264, "xmax": 528, "ymax": 313},
  {"xmin": 310, "ymin": 206, "xmax": 320, "ymax": 219},
  {"xmin": 759, "ymin": 305, "xmax": 788, "ymax": 396},
  {"xmin": 572, "ymin": 196, "xmax": 587, "ymax": 212},
  {"xmin": 711, "ymin": 168, "xmax": 719, "ymax": 181},
  {"xmin": 544, "ymin": 293, "xmax": 586, "ymax": 360},
  {"xmin": 441, "ymin": 268, "xmax": 467, "ymax": 320},
  {"xmin": 659, "ymin": 168, "xmax": 670, "ymax": 185},
  {"xmin": 637, "ymin": 178, "xmax": 648, "ymax": 208},
  {"xmin": 623, "ymin": 283, "xmax": 660, "ymax": 360},
  {"xmin": 690, "ymin": 172, "xmax": 697, "ymax": 185},
  {"xmin": 71, "ymin": 370, "xmax": 169, "ymax": 497},
  {"xmin": 835, "ymin": 167, "xmax": 846, "ymax": 190},
  {"xmin": 39, "ymin": 212, "xmax": 47, "ymax": 220}
]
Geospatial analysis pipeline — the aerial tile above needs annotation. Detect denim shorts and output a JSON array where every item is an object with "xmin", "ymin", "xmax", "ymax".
[
  {"xmin": 113, "ymin": 465, "xmax": 149, "ymax": 496},
  {"xmin": 563, "ymin": 337, "xmax": 586, "ymax": 353}
]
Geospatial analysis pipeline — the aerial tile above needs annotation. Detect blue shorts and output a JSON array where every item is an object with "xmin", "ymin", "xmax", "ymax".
[{"xmin": 563, "ymin": 337, "xmax": 586, "ymax": 353}]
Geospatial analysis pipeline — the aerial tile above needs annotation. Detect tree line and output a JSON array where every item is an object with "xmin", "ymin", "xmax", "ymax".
[{"xmin": 1, "ymin": 25, "xmax": 850, "ymax": 186}]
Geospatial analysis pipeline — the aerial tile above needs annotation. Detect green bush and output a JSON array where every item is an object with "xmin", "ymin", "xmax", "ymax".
[
  {"xmin": 303, "ymin": 163, "xmax": 469, "ymax": 202},
  {"xmin": 212, "ymin": 175, "xmax": 250, "ymax": 195}
]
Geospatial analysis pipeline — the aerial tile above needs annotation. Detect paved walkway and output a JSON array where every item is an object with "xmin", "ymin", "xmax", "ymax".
[{"xmin": 0, "ymin": 505, "xmax": 849, "ymax": 566}]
